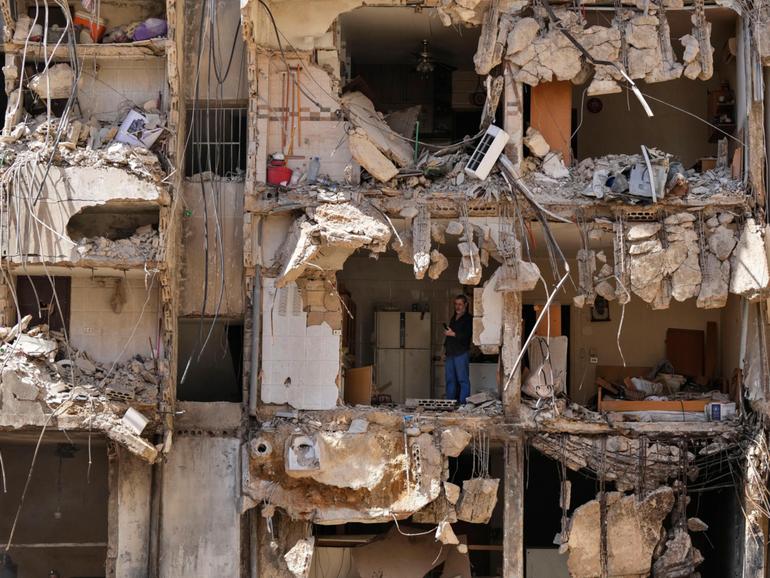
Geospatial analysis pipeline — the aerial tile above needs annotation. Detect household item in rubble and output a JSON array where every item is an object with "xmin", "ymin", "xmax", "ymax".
[
  {"xmin": 122, "ymin": 407, "xmax": 149, "ymax": 434},
  {"xmin": 115, "ymin": 109, "xmax": 163, "ymax": 149},
  {"xmin": 307, "ymin": 156, "xmax": 320, "ymax": 183},
  {"xmin": 73, "ymin": 10, "xmax": 107, "ymax": 42},
  {"xmin": 705, "ymin": 402, "xmax": 736, "ymax": 421},
  {"xmin": 133, "ymin": 18, "xmax": 168, "ymax": 41},
  {"xmin": 375, "ymin": 311, "xmax": 431, "ymax": 404},
  {"xmin": 267, "ymin": 156, "xmax": 292, "ymax": 186},
  {"xmin": 465, "ymin": 124, "xmax": 510, "ymax": 181}
]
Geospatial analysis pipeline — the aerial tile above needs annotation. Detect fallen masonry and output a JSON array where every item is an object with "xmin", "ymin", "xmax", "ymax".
[{"xmin": 0, "ymin": 317, "xmax": 160, "ymax": 462}]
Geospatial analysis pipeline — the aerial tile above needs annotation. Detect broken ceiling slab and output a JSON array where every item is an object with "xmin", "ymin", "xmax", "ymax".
[
  {"xmin": 275, "ymin": 201, "xmax": 391, "ymax": 287},
  {"xmin": 245, "ymin": 421, "xmax": 444, "ymax": 523}
]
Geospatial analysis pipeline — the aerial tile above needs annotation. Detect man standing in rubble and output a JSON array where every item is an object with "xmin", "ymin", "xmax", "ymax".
[{"xmin": 444, "ymin": 294, "xmax": 472, "ymax": 404}]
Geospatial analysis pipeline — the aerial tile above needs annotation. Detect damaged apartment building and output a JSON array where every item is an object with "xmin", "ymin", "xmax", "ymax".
[{"xmin": 2, "ymin": 0, "xmax": 770, "ymax": 576}]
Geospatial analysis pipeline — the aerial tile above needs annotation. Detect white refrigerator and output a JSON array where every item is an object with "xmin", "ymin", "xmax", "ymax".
[{"xmin": 375, "ymin": 311, "xmax": 431, "ymax": 403}]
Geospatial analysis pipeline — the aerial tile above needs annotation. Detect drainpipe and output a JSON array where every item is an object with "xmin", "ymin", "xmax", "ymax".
[{"xmin": 249, "ymin": 274, "xmax": 261, "ymax": 416}]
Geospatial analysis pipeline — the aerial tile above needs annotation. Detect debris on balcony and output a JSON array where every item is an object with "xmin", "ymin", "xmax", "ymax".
[
  {"xmin": 0, "ymin": 318, "xmax": 160, "ymax": 461},
  {"xmin": 524, "ymin": 151, "xmax": 744, "ymax": 204},
  {"xmin": 74, "ymin": 224, "xmax": 159, "ymax": 263},
  {"xmin": 0, "ymin": 104, "xmax": 168, "ymax": 183}
]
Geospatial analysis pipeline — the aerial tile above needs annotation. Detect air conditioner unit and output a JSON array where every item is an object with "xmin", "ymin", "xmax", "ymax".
[{"xmin": 465, "ymin": 125, "xmax": 510, "ymax": 181}]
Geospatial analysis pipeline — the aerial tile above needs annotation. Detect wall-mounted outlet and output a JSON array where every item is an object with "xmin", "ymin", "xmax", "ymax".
[{"xmin": 589, "ymin": 354, "xmax": 599, "ymax": 364}]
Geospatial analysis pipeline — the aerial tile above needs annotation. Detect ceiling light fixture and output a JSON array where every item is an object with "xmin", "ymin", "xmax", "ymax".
[{"xmin": 416, "ymin": 39, "xmax": 434, "ymax": 79}]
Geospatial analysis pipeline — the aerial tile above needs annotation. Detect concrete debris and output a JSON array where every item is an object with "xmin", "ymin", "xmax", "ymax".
[
  {"xmin": 29, "ymin": 63, "xmax": 75, "ymax": 99},
  {"xmin": 276, "ymin": 202, "xmax": 391, "ymax": 286},
  {"xmin": 652, "ymin": 527, "xmax": 704, "ymax": 577},
  {"xmin": 348, "ymin": 418, "xmax": 369, "ymax": 433},
  {"xmin": 628, "ymin": 223, "xmax": 662, "ymax": 241},
  {"xmin": 458, "ymin": 235, "xmax": 483, "ymax": 285},
  {"xmin": 440, "ymin": 427, "xmax": 472, "ymax": 457},
  {"xmin": 435, "ymin": 520, "xmax": 460, "ymax": 545},
  {"xmin": 574, "ymin": 249, "xmax": 596, "ymax": 308},
  {"xmin": 564, "ymin": 487, "xmax": 675, "ymax": 577},
  {"xmin": 284, "ymin": 537, "xmax": 315, "ymax": 578},
  {"xmin": 412, "ymin": 208, "xmax": 431, "ymax": 280},
  {"xmin": 428, "ymin": 249, "xmax": 449, "ymax": 280},
  {"xmin": 75, "ymin": 224, "xmax": 158, "ymax": 263},
  {"xmin": 0, "ymin": 323, "xmax": 160, "ymax": 460},
  {"xmin": 456, "ymin": 478, "xmax": 500, "ymax": 524},
  {"xmin": 494, "ymin": 261, "xmax": 540, "ymax": 292},
  {"xmin": 342, "ymin": 92, "xmax": 414, "ymax": 182},
  {"xmin": 522, "ymin": 151, "xmax": 742, "ymax": 204},
  {"xmin": 349, "ymin": 130, "xmax": 399, "ymax": 182},
  {"xmin": 687, "ymin": 517, "xmax": 709, "ymax": 532},
  {"xmin": 446, "ymin": 221, "xmax": 464, "ymax": 236},
  {"xmin": 541, "ymin": 153, "xmax": 570, "ymax": 179},
  {"xmin": 523, "ymin": 126, "xmax": 550, "ymax": 158},
  {"xmin": 431, "ymin": 222, "xmax": 447, "ymax": 244},
  {"xmin": 682, "ymin": 0, "xmax": 714, "ymax": 81},
  {"xmin": 444, "ymin": 482, "xmax": 461, "ymax": 505},
  {"xmin": 461, "ymin": 2, "xmax": 714, "ymax": 90},
  {"xmin": 730, "ymin": 218, "xmax": 770, "ymax": 300},
  {"xmin": 578, "ymin": 211, "xmax": 744, "ymax": 309},
  {"xmin": 246, "ymin": 423, "xmax": 444, "ymax": 523}
]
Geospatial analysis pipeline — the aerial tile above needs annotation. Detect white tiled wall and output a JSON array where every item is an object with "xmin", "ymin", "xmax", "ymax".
[
  {"xmin": 260, "ymin": 278, "xmax": 340, "ymax": 410},
  {"xmin": 70, "ymin": 276, "xmax": 160, "ymax": 363}
]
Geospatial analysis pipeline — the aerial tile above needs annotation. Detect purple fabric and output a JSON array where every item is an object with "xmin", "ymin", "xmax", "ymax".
[{"xmin": 133, "ymin": 18, "xmax": 167, "ymax": 41}]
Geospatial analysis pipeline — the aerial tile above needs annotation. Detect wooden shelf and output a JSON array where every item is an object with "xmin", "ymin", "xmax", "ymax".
[{"xmin": 4, "ymin": 39, "xmax": 168, "ymax": 60}]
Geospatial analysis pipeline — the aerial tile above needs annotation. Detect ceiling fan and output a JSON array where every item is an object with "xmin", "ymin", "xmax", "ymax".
[{"xmin": 412, "ymin": 39, "xmax": 455, "ymax": 79}]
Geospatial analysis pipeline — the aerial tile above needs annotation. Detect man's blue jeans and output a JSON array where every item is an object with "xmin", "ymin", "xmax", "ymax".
[{"xmin": 445, "ymin": 351, "xmax": 471, "ymax": 403}]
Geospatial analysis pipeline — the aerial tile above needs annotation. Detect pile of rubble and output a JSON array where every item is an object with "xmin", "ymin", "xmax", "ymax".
[
  {"xmin": 0, "ymin": 61, "xmax": 167, "ymax": 183},
  {"xmin": 0, "ymin": 315, "xmax": 161, "ymax": 461},
  {"xmin": 521, "ymin": 133, "xmax": 744, "ymax": 202},
  {"xmin": 75, "ymin": 224, "xmax": 159, "ymax": 263},
  {"xmin": 1, "ymin": 315, "xmax": 160, "ymax": 407}
]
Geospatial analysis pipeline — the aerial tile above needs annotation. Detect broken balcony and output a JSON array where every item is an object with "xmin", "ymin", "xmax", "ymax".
[{"xmin": 0, "ymin": 272, "xmax": 163, "ymax": 463}]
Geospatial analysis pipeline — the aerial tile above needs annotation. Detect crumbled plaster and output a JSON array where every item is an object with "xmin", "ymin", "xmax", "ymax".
[{"xmin": 244, "ymin": 418, "xmax": 449, "ymax": 523}]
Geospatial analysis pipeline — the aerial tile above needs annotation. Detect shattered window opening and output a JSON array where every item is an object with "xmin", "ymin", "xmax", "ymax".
[{"xmin": 177, "ymin": 318, "xmax": 243, "ymax": 402}]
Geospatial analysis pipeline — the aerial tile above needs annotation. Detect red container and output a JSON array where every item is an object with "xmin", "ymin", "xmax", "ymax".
[{"xmin": 267, "ymin": 160, "xmax": 292, "ymax": 185}]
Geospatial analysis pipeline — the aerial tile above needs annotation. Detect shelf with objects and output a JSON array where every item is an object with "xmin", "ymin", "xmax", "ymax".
[{"xmin": 7, "ymin": 0, "xmax": 168, "ymax": 60}]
